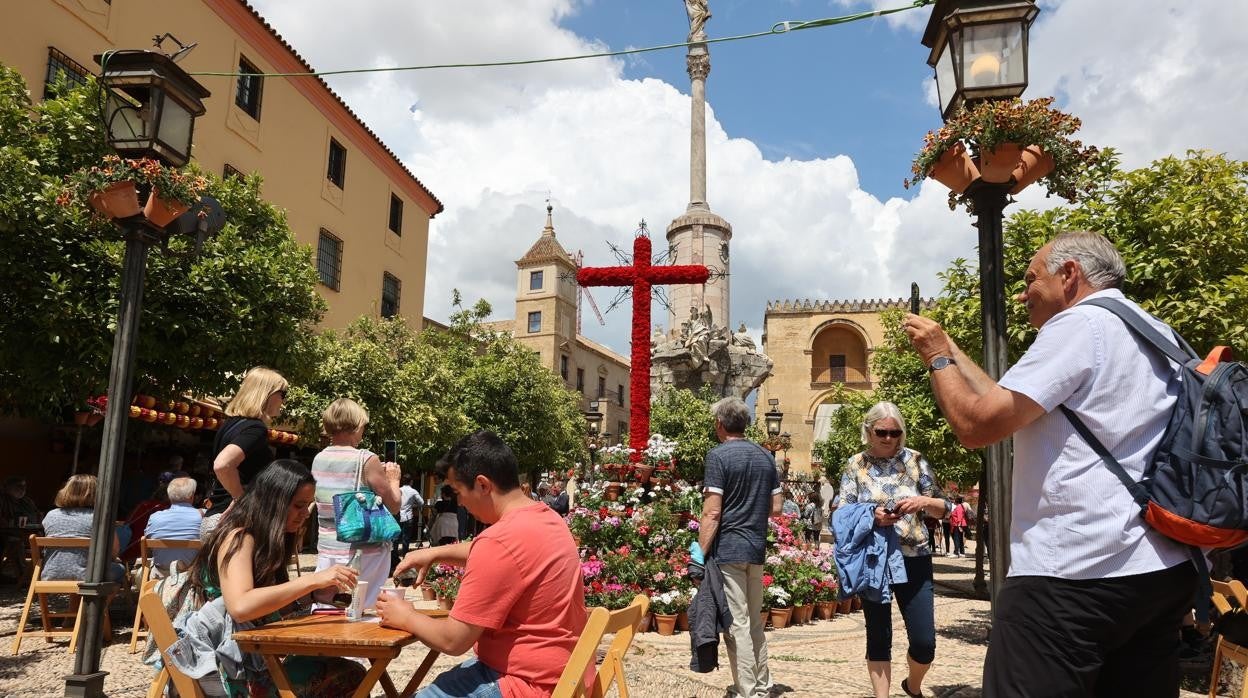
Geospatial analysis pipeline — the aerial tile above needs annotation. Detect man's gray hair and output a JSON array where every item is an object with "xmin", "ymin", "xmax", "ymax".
[
  {"xmin": 1046, "ymin": 231, "xmax": 1125, "ymax": 290},
  {"xmin": 860, "ymin": 401, "xmax": 907, "ymax": 449},
  {"xmin": 166, "ymin": 477, "xmax": 197, "ymax": 503},
  {"xmin": 711, "ymin": 396, "xmax": 751, "ymax": 434}
]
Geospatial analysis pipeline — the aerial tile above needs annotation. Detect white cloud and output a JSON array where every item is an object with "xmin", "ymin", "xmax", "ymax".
[{"xmin": 248, "ymin": 0, "xmax": 1248, "ymax": 357}]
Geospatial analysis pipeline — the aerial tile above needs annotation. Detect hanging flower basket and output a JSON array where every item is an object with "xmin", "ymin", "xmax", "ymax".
[
  {"xmin": 927, "ymin": 141, "xmax": 980, "ymax": 194},
  {"xmin": 87, "ymin": 181, "xmax": 142, "ymax": 219},
  {"xmin": 978, "ymin": 143, "xmax": 1024, "ymax": 184},
  {"xmin": 1009, "ymin": 145, "xmax": 1056, "ymax": 194},
  {"xmin": 144, "ymin": 188, "xmax": 191, "ymax": 228}
]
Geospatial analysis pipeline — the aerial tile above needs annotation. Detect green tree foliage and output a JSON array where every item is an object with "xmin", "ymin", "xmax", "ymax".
[
  {"xmin": 285, "ymin": 295, "xmax": 585, "ymax": 476},
  {"xmin": 0, "ymin": 66, "xmax": 324, "ymax": 416},
  {"xmin": 648, "ymin": 386, "xmax": 720, "ymax": 482},
  {"xmin": 813, "ymin": 149, "xmax": 1248, "ymax": 489}
]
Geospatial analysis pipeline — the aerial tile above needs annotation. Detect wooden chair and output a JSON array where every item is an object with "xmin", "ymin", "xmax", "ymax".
[
  {"xmin": 552, "ymin": 594, "xmax": 649, "ymax": 698},
  {"xmin": 139, "ymin": 587, "xmax": 206, "ymax": 698},
  {"xmin": 1210, "ymin": 579, "xmax": 1248, "ymax": 698},
  {"xmin": 11, "ymin": 535, "xmax": 113, "ymax": 654},
  {"xmin": 129, "ymin": 537, "xmax": 202, "ymax": 652}
]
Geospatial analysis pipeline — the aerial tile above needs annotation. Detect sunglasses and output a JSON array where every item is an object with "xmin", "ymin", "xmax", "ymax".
[
  {"xmin": 872, "ymin": 429, "xmax": 903, "ymax": 439},
  {"xmin": 273, "ymin": 389, "xmax": 288, "ymax": 399}
]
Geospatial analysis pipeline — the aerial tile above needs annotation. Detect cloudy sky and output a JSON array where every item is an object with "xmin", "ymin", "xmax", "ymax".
[{"xmin": 248, "ymin": 0, "xmax": 1248, "ymax": 357}]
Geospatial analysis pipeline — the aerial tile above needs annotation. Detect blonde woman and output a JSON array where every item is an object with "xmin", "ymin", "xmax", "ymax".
[
  {"xmin": 311, "ymin": 398, "xmax": 400, "ymax": 610},
  {"xmin": 207, "ymin": 367, "xmax": 287, "ymax": 516}
]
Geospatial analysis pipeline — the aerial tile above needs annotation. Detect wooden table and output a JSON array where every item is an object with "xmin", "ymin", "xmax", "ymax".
[{"xmin": 233, "ymin": 605, "xmax": 448, "ymax": 698}]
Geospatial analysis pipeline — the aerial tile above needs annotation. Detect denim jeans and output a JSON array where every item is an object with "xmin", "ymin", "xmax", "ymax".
[
  {"xmin": 416, "ymin": 657, "xmax": 503, "ymax": 698},
  {"xmin": 862, "ymin": 555, "xmax": 936, "ymax": 664}
]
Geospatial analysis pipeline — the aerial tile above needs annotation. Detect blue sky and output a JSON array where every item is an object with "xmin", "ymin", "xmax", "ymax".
[{"xmin": 250, "ymin": 0, "xmax": 1248, "ymax": 358}]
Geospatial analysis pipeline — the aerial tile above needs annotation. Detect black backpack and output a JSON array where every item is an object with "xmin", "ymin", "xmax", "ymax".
[{"xmin": 1060, "ymin": 297, "xmax": 1248, "ymax": 549}]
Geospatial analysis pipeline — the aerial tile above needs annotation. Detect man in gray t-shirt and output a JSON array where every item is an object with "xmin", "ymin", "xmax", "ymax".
[{"xmin": 699, "ymin": 397, "xmax": 782, "ymax": 698}]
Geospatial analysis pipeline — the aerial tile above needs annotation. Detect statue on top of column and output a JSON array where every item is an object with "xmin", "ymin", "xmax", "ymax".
[{"xmin": 684, "ymin": 0, "xmax": 711, "ymax": 42}]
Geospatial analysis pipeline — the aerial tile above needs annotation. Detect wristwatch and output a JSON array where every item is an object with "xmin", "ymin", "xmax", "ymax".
[{"xmin": 928, "ymin": 356, "xmax": 956, "ymax": 372}]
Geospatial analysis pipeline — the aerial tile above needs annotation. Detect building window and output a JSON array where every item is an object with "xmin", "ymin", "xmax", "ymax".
[
  {"xmin": 327, "ymin": 138, "xmax": 347, "ymax": 188},
  {"xmin": 560, "ymin": 355, "xmax": 568, "ymax": 380},
  {"xmin": 388, "ymin": 194, "xmax": 403, "ymax": 235},
  {"xmin": 527, "ymin": 311, "xmax": 541, "ymax": 333},
  {"xmin": 317, "ymin": 230, "xmax": 342, "ymax": 291},
  {"xmin": 576, "ymin": 368, "xmax": 584, "ymax": 392},
  {"xmin": 44, "ymin": 48, "xmax": 90, "ymax": 100},
  {"xmin": 618, "ymin": 421, "xmax": 628, "ymax": 440},
  {"xmin": 222, "ymin": 164, "xmax": 243, "ymax": 180},
  {"xmin": 381, "ymin": 273, "xmax": 401, "ymax": 318},
  {"xmin": 234, "ymin": 56, "xmax": 263, "ymax": 120},
  {"xmin": 529, "ymin": 270, "xmax": 543, "ymax": 290},
  {"xmin": 617, "ymin": 385, "xmax": 624, "ymax": 407},
  {"xmin": 597, "ymin": 377, "xmax": 606, "ymax": 399},
  {"xmin": 829, "ymin": 354, "xmax": 847, "ymax": 383}
]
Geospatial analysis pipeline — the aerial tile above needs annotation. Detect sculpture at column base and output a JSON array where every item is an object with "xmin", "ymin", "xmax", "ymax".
[{"xmin": 651, "ymin": 308, "xmax": 772, "ymax": 399}]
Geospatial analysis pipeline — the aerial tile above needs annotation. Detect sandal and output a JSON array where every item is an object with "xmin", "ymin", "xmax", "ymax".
[{"xmin": 901, "ymin": 678, "xmax": 923, "ymax": 698}]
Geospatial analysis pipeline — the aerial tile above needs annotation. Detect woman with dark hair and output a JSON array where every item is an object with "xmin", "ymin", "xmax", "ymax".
[{"xmin": 184, "ymin": 460, "xmax": 364, "ymax": 696}]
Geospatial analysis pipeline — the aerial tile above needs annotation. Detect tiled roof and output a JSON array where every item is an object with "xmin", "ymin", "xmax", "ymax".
[{"xmin": 517, "ymin": 204, "xmax": 575, "ymax": 267}]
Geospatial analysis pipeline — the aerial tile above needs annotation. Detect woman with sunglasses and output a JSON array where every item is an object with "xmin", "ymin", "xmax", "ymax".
[
  {"xmin": 838, "ymin": 401, "xmax": 952, "ymax": 698},
  {"xmin": 207, "ymin": 367, "xmax": 289, "ymax": 519}
]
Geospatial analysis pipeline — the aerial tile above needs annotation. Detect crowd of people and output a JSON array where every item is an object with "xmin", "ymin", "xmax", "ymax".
[{"xmin": 8, "ymin": 231, "xmax": 1221, "ymax": 697}]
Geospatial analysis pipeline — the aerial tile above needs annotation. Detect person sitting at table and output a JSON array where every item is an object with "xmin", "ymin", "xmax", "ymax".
[
  {"xmin": 184, "ymin": 460, "xmax": 365, "ymax": 696},
  {"xmin": 430, "ymin": 485, "xmax": 460, "ymax": 546},
  {"xmin": 41, "ymin": 474, "xmax": 127, "ymax": 583},
  {"xmin": 378, "ymin": 430, "xmax": 587, "ymax": 698},
  {"xmin": 120, "ymin": 471, "xmax": 175, "ymax": 562},
  {"xmin": 143, "ymin": 476, "xmax": 203, "ymax": 577},
  {"xmin": 311, "ymin": 397, "xmax": 401, "ymax": 611},
  {"xmin": 0, "ymin": 476, "xmax": 43, "ymax": 580}
]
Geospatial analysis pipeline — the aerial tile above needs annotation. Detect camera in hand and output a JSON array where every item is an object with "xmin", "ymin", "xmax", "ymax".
[{"xmin": 383, "ymin": 439, "xmax": 398, "ymax": 463}]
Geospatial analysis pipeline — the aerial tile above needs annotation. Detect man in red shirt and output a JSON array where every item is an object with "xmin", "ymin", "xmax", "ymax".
[{"xmin": 378, "ymin": 430, "xmax": 586, "ymax": 698}]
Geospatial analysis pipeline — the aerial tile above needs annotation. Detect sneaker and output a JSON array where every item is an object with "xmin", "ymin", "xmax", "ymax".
[{"xmin": 946, "ymin": 552, "xmax": 957, "ymax": 558}]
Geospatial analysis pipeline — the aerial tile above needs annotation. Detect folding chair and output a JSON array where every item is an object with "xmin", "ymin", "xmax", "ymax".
[
  {"xmin": 1210, "ymin": 579, "xmax": 1248, "ymax": 698},
  {"xmin": 11, "ymin": 535, "xmax": 112, "ymax": 654},
  {"xmin": 552, "ymin": 594, "xmax": 649, "ymax": 698},
  {"xmin": 139, "ymin": 587, "xmax": 206, "ymax": 698},
  {"xmin": 129, "ymin": 537, "xmax": 202, "ymax": 652}
]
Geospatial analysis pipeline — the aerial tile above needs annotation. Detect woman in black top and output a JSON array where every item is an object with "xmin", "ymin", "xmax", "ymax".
[{"xmin": 208, "ymin": 367, "xmax": 287, "ymax": 515}]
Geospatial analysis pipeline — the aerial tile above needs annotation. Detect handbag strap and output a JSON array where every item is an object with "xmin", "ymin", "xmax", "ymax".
[{"xmin": 354, "ymin": 449, "xmax": 367, "ymax": 491}]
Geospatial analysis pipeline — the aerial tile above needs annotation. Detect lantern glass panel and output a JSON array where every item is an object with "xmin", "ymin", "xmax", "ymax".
[
  {"xmin": 765, "ymin": 412, "xmax": 782, "ymax": 437},
  {"xmin": 935, "ymin": 46, "xmax": 957, "ymax": 116},
  {"xmin": 105, "ymin": 89, "xmax": 152, "ymax": 147},
  {"xmin": 157, "ymin": 95, "xmax": 194, "ymax": 162},
  {"xmin": 962, "ymin": 21, "xmax": 1025, "ymax": 89}
]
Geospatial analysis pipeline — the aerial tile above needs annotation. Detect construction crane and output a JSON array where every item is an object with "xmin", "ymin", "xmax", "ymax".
[{"xmin": 573, "ymin": 250, "xmax": 606, "ymax": 334}]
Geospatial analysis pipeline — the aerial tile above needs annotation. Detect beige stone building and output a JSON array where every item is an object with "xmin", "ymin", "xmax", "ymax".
[
  {"xmin": 757, "ymin": 297, "xmax": 933, "ymax": 474},
  {"xmin": 486, "ymin": 206, "xmax": 632, "ymax": 441},
  {"xmin": 1, "ymin": 0, "xmax": 442, "ymax": 328}
]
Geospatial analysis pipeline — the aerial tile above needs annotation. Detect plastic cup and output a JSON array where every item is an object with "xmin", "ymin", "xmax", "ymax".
[{"xmin": 380, "ymin": 586, "xmax": 405, "ymax": 602}]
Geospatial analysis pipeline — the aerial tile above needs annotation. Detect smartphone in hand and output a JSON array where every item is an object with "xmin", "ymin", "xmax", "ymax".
[
  {"xmin": 383, "ymin": 439, "xmax": 398, "ymax": 463},
  {"xmin": 910, "ymin": 282, "xmax": 921, "ymax": 315}
]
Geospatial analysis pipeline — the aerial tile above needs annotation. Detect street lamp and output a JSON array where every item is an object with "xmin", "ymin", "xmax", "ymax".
[
  {"xmin": 921, "ymin": 0, "xmax": 1038, "ymax": 609},
  {"xmin": 764, "ymin": 398, "xmax": 784, "ymax": 438},
  {"xmin": 67, "ymin": 49, "xmax": 214, "ymax": 698},
  {"xmin": 922, "ymin": 0, "xmax": 1039, "ymax": 120},
  {"xmin": 584, "ymin": 401, "xmax": 604, "ymax": 482}
]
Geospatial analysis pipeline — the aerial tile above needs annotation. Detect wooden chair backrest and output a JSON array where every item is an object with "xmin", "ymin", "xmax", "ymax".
[
  {"xmin": 140, "ymin": 538, "xmax": 203, "ymax": 553},
  {"xmin": 29, "ymin": 535, "xmax": 90, "ymax": 568},
  {"xmin": 138, "ymin": 590, "xmax": 206, "ymax": 698},
  {"xmin": 1213, "ymin": 579, "xmax": 1248, "ymax": 617},
  {"xmin": 552, "ymin": 594, "xmax": 650, "ymax": 698}
]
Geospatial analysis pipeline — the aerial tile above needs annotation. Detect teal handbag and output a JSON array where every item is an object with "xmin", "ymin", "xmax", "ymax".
[{"xmin": 332, "ymin": 450, "xmax": 401, "ymax": 544}]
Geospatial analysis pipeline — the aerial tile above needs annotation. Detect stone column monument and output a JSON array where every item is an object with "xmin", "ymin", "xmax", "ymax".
[{"xmin": 667, "ymin": 0, "xmax": 732, "ymax": 339}]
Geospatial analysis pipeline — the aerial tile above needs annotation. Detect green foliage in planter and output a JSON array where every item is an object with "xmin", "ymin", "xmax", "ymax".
[{"xmin": 905, "ymin": 97, "xmax": 1106, "ymax": 213}]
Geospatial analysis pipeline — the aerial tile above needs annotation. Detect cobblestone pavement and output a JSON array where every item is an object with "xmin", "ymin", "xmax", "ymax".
[{"xmin": 0, "ymin": 543, "xmax": 1222, "ymax": 697}]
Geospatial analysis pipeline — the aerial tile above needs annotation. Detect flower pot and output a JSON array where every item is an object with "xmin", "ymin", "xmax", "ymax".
[
  {"xmin": 73, "ymin": 411, "xmax": 90, "ymax": 426},
  {"xmin": 837, "ymin": 598, "xmax": 853, "ymax": 614},
  {"xmin": 653, "ymin": 612, "xmax": 678, "ymax": 636},
  {"xmin": 851, "ymin": 596, "xmax": 863, "ymax": 612},
  {"xmin": 676, "ymin": 610, "xmax": 690, "ymax": 631},
  {"xmin": 437, "ymin": 596, "xmax": 455, "ymax": 610},
  {"xmin": 927, "ymin": 142, "xmax": 980, "ymax": 194},
  {"xmin": 1009, "ymin": 145, "xmax": 1055, "ymax": 194},
  {"xmin": 86, "ymin": 412, "xmax": 104, "ymax": 427},
  {"xmin": 978, "ymin": 143, "xmax": 1024, "ymax": 184},
  {"xmin": 420, "ymin": 586, "xmax": 436, "ymax": 601},
  {"xmin": 144, "ymin": 189, "xmax": 191, "ymax": 228},
  {"xmin": 797, "ymin": 603, "xmax": 813, "ymax": 624},
  {"xmin": 605, "ymin": 484, "xmax": 622, "ymax": 501},
  {"xmin": 88, "ymin": 180, "xmax": 142, "ymax": 219},
  {"xmin": 769, "ymin": 606, "xmax": 792, "ymax": 630},
  {"xmin": 637, "ymin": 612, "xmax": 653, "ymax": 633},
  {"xmin": 815, "ymin": 601, "xmax": 837, "ymax": 620}
]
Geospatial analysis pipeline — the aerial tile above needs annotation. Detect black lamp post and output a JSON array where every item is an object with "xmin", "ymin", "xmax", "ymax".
[
  {"xmin": 921, "ymin": 0, "xmax": 1038, "ymax": 608},
  {"xmin": 66, "ymin": 49, "xmax": 214, "ymax": 698},
  {"xmin": 584, "ymin": 400, "xmax": 604, "ymax": 482}
]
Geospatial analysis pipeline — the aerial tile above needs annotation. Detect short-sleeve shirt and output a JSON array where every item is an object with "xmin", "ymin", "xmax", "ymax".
[
  {"xmin": 398, "ymin": 485, "xmax": 422, "ymax": 523},
  {"xmin": 451, "ymin": 502, "xmax": 586, "ymax": 698},
  {"xmin": 702, "ymin": 439, "xmax": 781, "ymax": 564},
  {"xmin": 839, "ymin": 448, "xmax": 947, "ymax": 557},
  {"xmin": 40, "ymin": 508, "xmax": 94, "ymax": 580},
  {"xmin": 213, "ymin": 417, "xmax": 272, "ymax": 487},
  {"xmin": 312, "ymin": 445, "xmax": 378, "ymax": 555},
  {"xmin": 144, "ymin": 503, "xmax": 203, "ymax": 567},
  {"xmin": 998, "ymin": 288, "xmax": 1190, "ymax": 579}
]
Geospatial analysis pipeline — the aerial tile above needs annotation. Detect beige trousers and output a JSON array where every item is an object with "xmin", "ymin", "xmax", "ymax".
[{"xmin": 721, "ymin": 562, "xmax": 771, "ymax": 698}]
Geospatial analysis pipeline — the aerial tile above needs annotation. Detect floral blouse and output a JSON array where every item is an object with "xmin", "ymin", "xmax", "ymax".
[{"xmin": 839, "ymin": 448, "xmax": 951, "ymax": 557}]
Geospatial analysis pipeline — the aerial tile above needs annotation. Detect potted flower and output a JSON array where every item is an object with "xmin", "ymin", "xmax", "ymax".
[
  {"xmin": 904, "ymin": 97, "xmax": 1101, "ymax": 213},
  {"xmin": 813, "ymin": 576, "xmax": 839, "ymax": 620},
  {"xmin": 134, "ymin": 157, "xmax": 209, "ymax": 227},
  {"xmin": 650, "ymin": 589, "xmax": 683, "ymax": 635},
  {"xmin": 425, "ymin": 563, "xmax": 462, "ymax": 609},
  {"xmin": 59, "ymin": 155, "xmax": 145, "ymax": 219},
  {"xmin": 765, "ymin": 585, "xmax": 792, "ymax": 629}
]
